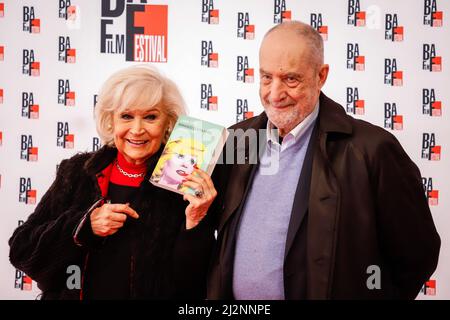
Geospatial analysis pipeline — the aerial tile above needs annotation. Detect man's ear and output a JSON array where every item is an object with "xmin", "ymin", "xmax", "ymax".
[{"xmin": 318, "ymin": 64, "xmax": 329, "ymax": 89}]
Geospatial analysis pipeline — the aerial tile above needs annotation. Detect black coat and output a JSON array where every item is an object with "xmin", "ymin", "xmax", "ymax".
[
  {"xmin": 208, "ymin": 93, "xmax": 441, "ymax": 299},
  {"xmin": 9, "ymin": 146, "xmax": 215, "ymax": 299}
]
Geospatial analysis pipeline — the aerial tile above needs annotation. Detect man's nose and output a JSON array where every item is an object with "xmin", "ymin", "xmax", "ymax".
[{"xmin": 269, "ymin": 79, "xmax": 286, "ymax": 103}]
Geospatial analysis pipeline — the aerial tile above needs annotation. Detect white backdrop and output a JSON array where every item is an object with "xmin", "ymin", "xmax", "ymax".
[{"xmin": 0, "ymin": 0, "xmax": 448, "ymax": 300}]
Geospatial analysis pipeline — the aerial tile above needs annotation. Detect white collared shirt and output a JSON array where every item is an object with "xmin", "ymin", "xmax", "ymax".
[{"xmin": 266, "ymin": 101, "xmax": 320, "ymax": 152}]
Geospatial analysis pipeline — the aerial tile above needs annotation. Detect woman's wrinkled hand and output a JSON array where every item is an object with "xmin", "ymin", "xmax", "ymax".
[
  {"xmin": 90, "ymin": 202, "xmax": 139, "ymax": 237},
  {"xmin": 182, "ymin": 168, "xmax": 217, "ymax": 230}
]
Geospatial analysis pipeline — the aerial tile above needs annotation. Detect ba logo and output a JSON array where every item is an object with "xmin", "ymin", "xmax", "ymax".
[
  {"xmin": 59, "ymin": 0, "xmax": 77, "ymax": 20},
  {"xmin": 201, "ymin": 0, "xmax": 219, "ymax": 24},
  {"xmin": 347, "ymin": 43, "xmax": 365, "ymax": 71},
  {"xmin": 57, "ymin": 122, "xmax": 75, "ymax": 148},
  {"xmin": 384, "ymin": 59, "xmax": 403, "ymax": 86},
  {"xmin": 0, "ymin": 131, "xmax": 2, "ymax": 146},
  {"xmin": 201, "ymin": 41, "xmax": 218, "ymax": 68},
  {"xmin": 424, "ymin": 0, "xmax": 443, "ymax": 27},
  {"xmin": 346, "ymin": 87, "xmax": 364, "ymax": 115},
  {"xmin": 385, "ymin": 14, "xmax": 403, "ymax": 41},
  {"xmin": 20, "ymin": 135, "xmax": 38, "ymax": 161},
  {"xmin": 14, "ymin": 220, "xmax": 32, "ymax": 290},
  {"xmin": 21, "ymin": 92, "xmax": 39, "ymax": 119},
  {"xmin": 421, "ymin": 133, "xmax": 441, "ymax": 161},
  {"xmin": 200, "ymin": 84, "xmax": 218, "ymax": 111},
  {"xmin": 58, "ymin": 36, "xmax": 76, "ymax": 63},
  {"xmin": 101, "ymin": 0, "xmax": 168, "ymax": 63},
  {"xmin": 0, "ymin": 88, "xmax": 3, "ymax": 104},
  {"xmin": 92, "ymin": 137, "xmax": 102, "ymax": 152},
  {"xmin": 19, "ymin": 177, "xmax": 37, "ymax": 204},
  {"xmin": 421, "ymin": 280, "xmax": 436, "ymax": 295},
  {"xmin": 422, "ymin": 88, "xmax": 442, "ymax": 116},
  {"xmin": 93, "ymin": 94, "xmax": 98, "ymax": 110},
  {"xmin": 236, "ymin": 56, "xmax": 254, "ymax": 83},
  {"xmin": 237, "ymin": 12, "xmax": 254, "ymax": 40},
  {"xmin": 23, "ymin": 6, "xmax": 40, "ymax": 33},
  {"xmin": 423, "ymin": 44, "xmax": 442, "ymax": 72},
  {"xmin": 0, "ymin": 45, "xmax": 3, "ymax": 61},
  {"xmin": 22, "ymin": 49, "xmax": 40, "ymax": 76},
  {"xmin": 0, "ymin": 3, "xmax": 4, "ymax": 18},
  {"xmin": 14, "ymin": 270, "xmax": 32, "ymax": 291},
  {"xmin": 422, "ymin": 177, "xmax": 439, "ymax": 206},
  {"xmin": 347, "ymin": 0, "xmax": 366, "ymax": 26},
  {"xmin": 310, "ymin": 13, "xmax": 328, "ymax": 41},
  {"xmin": 274, "ymin": 0, "xmax": 291, "ymax": 24},
  {"xmin": 384, "ymin": 103, "xmax": 403, "ymax": 130},
  {"xmin": 236, "ymin": 99, "xmax": 254, "ymax": 123},
  {"xmin": 58, "ymin": 79, "xmax": 75, "ymax": 106}
]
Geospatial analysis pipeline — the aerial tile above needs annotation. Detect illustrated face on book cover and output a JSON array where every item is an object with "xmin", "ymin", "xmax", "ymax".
[{"xmin": 153, "ymin": 138, "xmax": 205, "ymax": 191}]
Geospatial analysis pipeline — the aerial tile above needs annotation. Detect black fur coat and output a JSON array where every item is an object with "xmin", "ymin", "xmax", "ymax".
[{"xmin": 9, "ymin": 146, "xmax": 215, "ymax": 299}]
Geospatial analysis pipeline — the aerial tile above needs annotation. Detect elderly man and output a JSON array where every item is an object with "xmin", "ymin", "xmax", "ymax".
[{"xmin": 208, "ymin": 21, "xmax": 440, "ymax": 300}]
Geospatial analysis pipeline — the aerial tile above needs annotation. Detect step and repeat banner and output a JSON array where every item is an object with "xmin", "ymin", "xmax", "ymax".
[{"xmin": 0, "ymin": 0, "xmax": 448, "ymax": 299}]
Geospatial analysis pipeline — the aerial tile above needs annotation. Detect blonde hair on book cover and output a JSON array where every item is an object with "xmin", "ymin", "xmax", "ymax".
[{"xmin": 151, "ymin": 138, "xmax": 206, "ymax": 191}]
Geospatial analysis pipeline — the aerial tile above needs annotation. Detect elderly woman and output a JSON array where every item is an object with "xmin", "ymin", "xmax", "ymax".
[{"xmin": 9, "ymin": 65, "xmax": 217, "ymax": 299}]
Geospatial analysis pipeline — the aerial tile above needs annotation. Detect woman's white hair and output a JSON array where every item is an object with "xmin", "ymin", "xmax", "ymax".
[{"xmin": 95, "ymin": 65, "xmax": 186, "ymax": 146}]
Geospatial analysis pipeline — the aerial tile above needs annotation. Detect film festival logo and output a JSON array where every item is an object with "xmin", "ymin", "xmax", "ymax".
[
  {"xmin": 101, "ymin": 0, "xmax": 168, "ymax": 63},
  {"xmin": 421, "ymin": 280, "xmax": 436, "ymax": 296},
  {"xmin": 20, "ymin": 135, "xmax": 38, "ymax": 162},
  {"xmin": 347, "ymin": 43, "xmax": 365, "ymax": 71},
  {"xmin": 237, "ymin": 12, "xmax": 254, "ymax": 40},
  {"xmin": 384, "ymin": 103, "xmax": 403, "ymax": 130},
  {"xmin": 236, "ymin": 56, "xmax": 254, "ymax": 83},
  {"xmin": 21, "ymin": 92, "xmax": 39, "ymax": 119},
  {"xmin": 201, "ymin": 0, "xmax": 219, "ymax": 24},
  {"xmin": 22, "ymin": 49, "xmax": 40, "ymax": 77},
  {"xmin": 0, "ymin": 45, "xmax": 3, "ymax": 61},
  {"xmin": 385, "ymin": 14, "xmax": 403, "ymax": 41},
  {"xmin": 274, "ymin": 0, "xmax": 291, "ymax": 24},
  {"xmin": 421, "ymin": 133, "xmax": 441, "ymax": 161},
  {"xmin": 0, "ymin": 131, "xmax": 2, "ymax": 146},
  {"xmin": 384, "ymin": 58, "xmax": 403, "ymax": 86},
  {"xmin": 14, "ymin": 220, "xmax": 33, "ymax": 291},
  {"xmin": 15, "ymin": 269, "xmax": 32, "ymax": 291},
  {"xmin": 236, "ymin": 99, "xmax": 254, "ymax": 123},
  {"xmin": 58, "ymin": 79, "xmax": 75, "ymax": 106},
  {"xmin": 200, "ymin": 84, "xmax": 218, "ymax": 111},
  {"xmin": 57, "ymin": 122, "xmax": 75, "ymax": 149},
  {"xmin": 0, "ymin": 88, "xmax": 3, "ymax": 104},
  {"xmin": 346, "ymin": 87, "xmax": 365, "ymax": 115},
  {"xmin": 59, "ymin": 0, "xmax": 77, "ymax": 20},
  {"xmin": 423, "ymin": 44, "xmax": 442, "ymax": 72},
  {"xmin": 424, "ymin": 0, "xmax": 443, "ymax": 27},
  {"xmin": 348, "ymin": 0, "xmax": 366, "ymax": 27},
  {"xmin": 0, "ymin": 2, "xmax": 4, "ymax": 18},
  {"xmin": 19, "ymin": 178, "xmax": 37, "ymax": 205},
  {"xmin": 423, "ymin": 88, "xmax": 442, "ymax": 117},
  {"xmin": 310, "ymin": 13, "xmax": 328, "ymax": 41},
  {"xmin": 200, "ymin": 41, "xmax": 218, "ymax": 68},
  {"xmin": 23, "ymin": 6, "xmax": 40, "ymax": 33},
  {"xmin": 59, "ymin": 36, "xmax": 76, "ymax": 63},
  {"xmin": 422, "ymin": 177, "xmax": 439, "ymax": 206}
]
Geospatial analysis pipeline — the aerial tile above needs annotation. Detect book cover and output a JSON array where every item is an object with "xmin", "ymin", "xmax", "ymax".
[{"xmin": 150, "ymin": 115, "xmax": 229, "ymax": 195}]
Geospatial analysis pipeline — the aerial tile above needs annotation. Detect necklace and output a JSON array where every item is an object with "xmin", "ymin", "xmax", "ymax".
[{"xmin": 115, "ymin": 161, "xmax": 145, "ymax": 178}]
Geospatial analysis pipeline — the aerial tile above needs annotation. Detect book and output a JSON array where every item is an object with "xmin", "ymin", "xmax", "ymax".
[{"xmin": 150, "ymin": 115, "xmax": 229, "ymax": 196}]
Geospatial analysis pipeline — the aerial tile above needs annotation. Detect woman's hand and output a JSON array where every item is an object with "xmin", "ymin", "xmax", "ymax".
[
  {"xmin": 90, "ymin": 203, "xmax": 139, "ymax": 237},
  {"xmin": 182, "ymin": 168, "xmax": 217, "ymax": 230}
]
